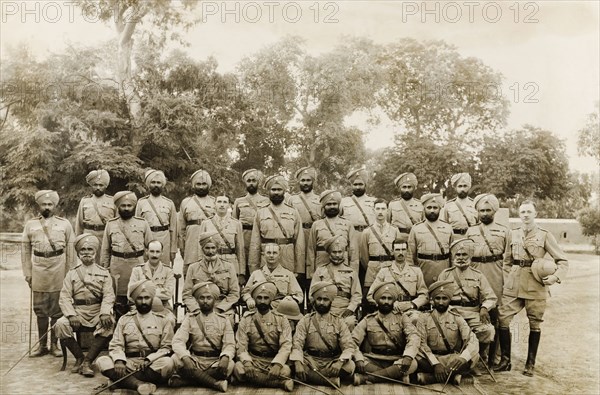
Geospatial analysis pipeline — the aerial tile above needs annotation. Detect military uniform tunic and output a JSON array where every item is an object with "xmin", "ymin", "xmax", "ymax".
[
  {"xmin": 306, "ymin": 216, "xmax": 358, "ymax": 278},
  {"xmin": 243, "ymin": 264, "xmax": 303, "ymax": 308},
  {"xmin": 367, "ymin": 262, "xmax": 429, "ymax": 308},
  {"xmin": 130, "ymin": 262, "xmax": 175, "ymax": 307},
  {"xmin": 440, "ymin": 198, "xmax": 478, "ymax": 238},
  {"xmin": 22, "ymin": 216, "xmax": 75, "ymax": 292},
  {"xmin": 182, "ymin": 258, "xmax": 240, "ymax": 316},
  {"xmin": 55, "ymin": 262, "xmax": 115, "ymax": 338},
  {"xmin": 289, "ymin": 191, "xmax": 322, "ymax": 275},
  {"xmin": 466, "ymin": 222, "xmax": 512, "ymax": 301},
  {"xmin": 340, "ymin": 194, "xmax": 376, "ymax": 270},
  {"xmin": 360, "ymin": 223, "xmax": 402, "ymax": 286},
  {"xmin": 311, "ymin": 262, "xmax": 362, "ymax": 317},
  {"xmin": 233, "ymin": 193, "xmax": 270, "ymax": 274},
  {"xmin": 406, "ymin": 220, "xmax": 455, "ymax": 287},
  {"xmin": 100, "ymin": 217, "xmax": 153, "ymax": 296},
  {"xmin": 136, "ymin": 195, "xmax": 178, "ymax": 266},
  {"xmin": 75, "ymin": 194, "xmax": 116, "ymax": 263},
  {"xmin": 387, "ymin": 198, "xmax": 423, "ymax": 243},
  {"xmin": 249, "ymin": 202, "xmax": 305, "ymax": 275},
  {"xmin": 199, "ymin": 214, "xmax": 245, "ymax": 275},
  {"xmin": 178, "ymin": 195, "xmax": 216, "ymax": 270}
]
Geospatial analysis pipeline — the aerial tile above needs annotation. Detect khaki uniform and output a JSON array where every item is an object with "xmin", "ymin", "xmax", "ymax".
[
  {"xmin": 75, "ymin": 194, "xmax": 116, "ymax": 264},
  {"xmin": 243, "ymin": 265, "xmax": 303, "ymax": 308},
  {"xmin": 249, "ymin": 203, "xmax": 305, "ymax": 275},
  {"xmin": 352, "ymin": 311, "xmax": 420, "ymax": 371},
  {"xmin": 407, "ymin": 220, "xmax": 454, "ymax": 287},
  {"xmin": 466, "ymin": 222, "xmax": 512, "ymax": 301},
  {"xmin": 311, "ymin": 263, "xmax": 362, "ymax": 328},
  {"xmin": 182, "ymin": 258, "xmax": 240, "ymax": 318},
  {"xmin": 171, "ymin": 311, "xmax": 235, "ymax": 373},
  {"xmin": 100, "ymin": 217, "xmax": 153, "ymax": 296},
  {"xmin": 290, "ymin": 312, "xmax": 356, "ymax": 373},
  {"xmin": 306, "ymin": 216, "xmax": 358, "ymax": 278},
  {"xmin": 96, "ymin": 310, "xmax": 175, "ymax": 379},
  {"xmin": 232, "ymin": 193, "xmax": 270, "ymax": 275},
  {"xmin": 387, "ymin": 198, "xmax": 423, "ymax": 243},
  {"xmin": 289, "ymin": 191, "xmax": 322, "ymax": 274},
  {"xmin": 234, "ymin": 310, "xmax": 292, "ymax": 378},
  {"xmin": 438, "ymin": 267, "xmax": 497, "ymax": 343},
  {"xmin": 416, "ymin": 309, "xmax": 479, "ymax": 371},
  {"xmin": 360, "ymin": 223, "xmax": 402, "ymax": 286},
  {"xmin": 22, "ymin": 216, "xmax": 75, "ymax": 293},
  {"xmin": 130, "ymin": 262, "xmax": 175, "ymax": 307},
  {"xmin": 440, "ymin": 198, "xmax": 478, "ymax": 238},
  {"xmin": 199, "ymin": 215, "xmax": 245, "ymax": 275},
  {"xmin": 367, "ymin": 263, "xmax": 429, "ymax": 308},
  {"xmin": 55, "ymin": 262, "xmax": 115, "ymax": 339},
  {"xmin": 136, "ymin": 195, "xmax": 177, "ymax": 266},
  {"xmin": 178, "ymin": 195, "xmax": 216, "ymax": 271},
  {"xmin": 340, "ymin": 194, "xmax": 376, "ymax": 270},
  {"xmin": 499, "ymin": 226, "xmax": 568, "ymax": 330}
]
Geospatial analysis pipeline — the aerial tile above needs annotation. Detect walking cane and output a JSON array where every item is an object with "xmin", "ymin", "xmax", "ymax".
[
  {"xmin": 4, "ymin": 321, "xmax": 58, "ymax": 376},
  {"xmin": 28, "ymin": 287, "xmax": 33, "ymax": 357}
]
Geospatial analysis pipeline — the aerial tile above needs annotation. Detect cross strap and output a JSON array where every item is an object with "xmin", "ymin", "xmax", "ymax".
[
  {"xmin": 351, "ymin": 196, "xmax": 371, "ymax": 226},
  {"xmin": 478, "ymin": 224, "xmax": 496, "ymax": 256},
  {"xmin": 267, "ymin": 206, "xmax": 291, "ymax": 239},
  {"xmin": 450, "ymin": 269, "xmax": 478, "ymax": 303},
  {"xmin": 39, "ymin": 218, "xmax": 58, "ymax": 251},
  {"xmin": 299, "ymin": 194, "xmax": 319, "ymax": 222},
  {"xmin": 245, "ymin": 196, "xmax": 258, "ymax": 211},
  {"xmin": 117, "ymin": 220, "xmax": 139, "ymax": 252},
  {"xmin": 75, "ymin": 267, "xmax": 102, "ymax": 300},
  {"xmin": 369, "ymin": 225, "xmax": 393, "ymax": 257},
  {"xmin": 375, "ymin": 316, "xmax": 402, "ymax": 347},
  {"xmin": 91, "ymin": 198, "xmax": 108, "ymax": 225},
  {"xmin": 146, "ymin": 198, "xmax": 167, "ymax": 227},
  {"xmin": 431, "ymin": 313, "xmax": 455, "ymax": 354},
  {"xmin": 133, "ymin": 315, "xmax": 158, "ymax": 353},
  {"xmin": 252, "ymin": 315, "xmax": 278, "ymax": 354},
  {"xmin": 194, "ymin": 314, "xmax": 220, "ymax": 351},
  {"xmin": 389, "ymin": 268, "xmax": 412, "ymax": 298},
  {"xmin": 209, "ymin": 217, "xmax": 234, "ymax": 250},
  {"xmin": 424, "ymin": 222, "xmax": 447, "ymax": 255},
  {"xmin": 192, "ymin": 196, "xmax": 213, "ymax": 219},
  {"xmin": 398, "ymin": 199, "xmax": 417, "ymax": 225},
  {"xmin": 323, "ymin": 218, "xmax": 336, "ymax": 237},
  {"xmin": 454, "ymin": 200, "xmax": 473, "ymax": 227},
  {"xmin": 310, "ymin": 314, "xmax": 335, "ymax": 352}
]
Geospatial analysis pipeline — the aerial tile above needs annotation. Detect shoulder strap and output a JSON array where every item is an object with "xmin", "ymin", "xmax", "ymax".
[
  {"xmin": 117, "ymin": 220, "xmax": 138, "ymax": 251},
  {"xmin": 431, "ymin": 313, "xmax": 454, "ymax": 353},
  {"xmin": 520, "ymin": 230, "xmax": 535, "ymax": 260},
  {"xmin": 310, "ymin": 315, "xmax": 335, "ymax": 352},
  {"xmin": 299, "ymin": 194, "xmax": 319, "ymax": 222},
  {"xmin": 252, "ymin": 315, "xmax": 278, "ymax": 353},
  {"xmin": 209, "ymin": 217, "xmax": 234, "ymax": 250},
  {"xmin": 450, "ymin": 270, "xmax": 477, "ymax": 303},
  {"xmin": 369, "ymin": 225, "xmax": 393, "ymax": 256},
  {"xmin": 194, "ymin": 314, "xmax": 220, "ymax": 350},
  {"xmin": 323, "ymin": 218, "xmax": 336, "ymax": 237},
  {"xmin": 454, "ymin": 200, "xmax": 473, "ymax": 227},
  {"xmin": 192, "ymin": 196, "xmax": 213, "ymax": 219},
  {"xmin": 267, "ymin": 206, "xmax": 290, "ymax": 239},
  {"xmin": 375, "ymin": 316, "xmax": 401, "ymax": 345},
  {"xmin": 326, "ymin": 264, "xmax": 342, "ymax": 289},
  {"xmin": 478, "ymin": 224, "xmax": 496, "ymax": 255},
  {"xmin": 424, "ymin": 222, "xmax": 446, "ymax": 255},
  {"xmin": 133, "ymin": 315, "xmax": 158, "ymax": 353},
  {"xmin": 39, "ymin": 218, "xmax": 57, "ymax": 251},
  {"xmin": 398, "ymin": 199, "xmax": 417, "ymax": 225},
  {"xmin": 245, "ymin": 196, "xmax": 258, "ymax": 211},
  {"xmin": 75, "ymin": 267, "xmax": 102, "ymax": 300},
  {"xmin": 146, "ymin": 198, "xmax": 167, "ymax": 227},
  {"xmin": 351, "ymin": 196, "xmax": 371, "ymax": 226},
  {"xmin": 389, "ymin": 268, "xmax": 411, "ymax": 297},
  {"xmin": 91, "ymin": 199, "xmax": 108, "ymax": 225}
]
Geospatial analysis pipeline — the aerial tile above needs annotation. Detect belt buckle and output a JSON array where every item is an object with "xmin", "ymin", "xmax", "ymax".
[{"xmin": 519, "ymin": 261, "xmax": 526, "ymax": 267}]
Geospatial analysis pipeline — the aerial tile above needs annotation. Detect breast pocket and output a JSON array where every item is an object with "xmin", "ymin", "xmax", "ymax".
[
  {"xmin": 83, "ymin": 204, "xmax": 96, "ymax": 220},
  {"xmin": 111, "ymin": 231, "xmax": 126, "ymax": 249},
  {"xmin": 213, "ymin": 271, "xmax": 231, "ymax": 291},
  {"xmin": 259, "ymin": 215, "xmax": 276, "ymax": 233}
]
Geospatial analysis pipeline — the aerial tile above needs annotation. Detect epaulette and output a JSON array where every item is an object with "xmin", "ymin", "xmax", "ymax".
[
  {"xmin": 243, "ymin": 310, "xmax": 257, "ymax": 318},
  {"xmin": 470, "ymin": 267, "xmax": 482, "ymax": 274},
  {"xmin": 440, "ymin": 267, "xmax": 455, "ymax": 274},
  {"xmin": 447, "ymin": 197, "xmax": 456, "ymax": 202},
  {"xmin": 467, "ymin": 197, "xmax": 474, "ymax": 201},
  {"xmin": 414, "ymin": 220, "xmax": 426, "ymax": 225},
  {"xmin": 94, "ymin": 264, "xmax": 109, "ymax": 271},
  {"xmin": 413, "ymin": 197, "xmax": 422, "ymax": 202},
  {"xmin": 283, "ymin": 202, "xmax": 294, "ymax": 208},
  {"xmin": 134, "ymin": 262, "xmax": 145, "ymax": 267},
  {"xmin": 107, "ymin": 217, "xmax": 119, "ymax": 222},
  {"xmin": 215, "ymin": 311, "xmax": 226, "ymax": 319},
  {"xmin": 161, "ymin": 196, "xmax": 174, "ymax": 203},
  {"xmin": 105, "ymin": 194, "xmax": 113, "ymax": 198},
  {"xmin": 537, "ymin": 227, "xmax": 548, "ymax": 233},
  {"xmin": 124, "ymin": 310, "xmax": 137, "ymax": 316},
  {"xmin": 139, "ymin": 196, "xmax": 148, "ymax": 200},
  {"xmin": 448, "ymin": 309, "xmax": 461, "ymax": 317},
  {"xmin": 438, "ymin": 219, "xmax": 450, "ymax": 224},
  {"xmin": 272, "ymin": 310, "xmax": 284, "ymax": 317},
  {"xmin": 495, "ymin": 223, "xmax": 508, "ymax": 229},
  {"xmin": 153, "ymin": 310, "xmax": 168, "ymax": 318},
  {"xmin": 133, "ymin": 216, "xmax": 145, "ymax": 220},
  {"xmin": 365, "ymin": 312, "xmax": 378, "ymax": 318},
  {"xmin": 70, "ymin": 264, "xmax": 82, "ymax": 271},
  {"xmin": 55, "ymin": 216, "xmax": 68, "ymax": 221}
]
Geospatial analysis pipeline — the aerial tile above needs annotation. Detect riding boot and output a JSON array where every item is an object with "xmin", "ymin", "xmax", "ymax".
[
  {"xmin": 493, "ymin": 327, "xmax": 512, "ymax": 372},
  {"xmin": 367, "ymin": 365, "xmax": 405, "ymax": 383},
  {"xmin": 49, "ymin": 318, "xmax": 63, "ymax": 357},
  {"xmin": 306, "ymin": 369, "xmax": 340, "ymax": 387},
  {"xmin": 184, "ymin": 368, "xmax": 227, "ymax": 392},
  {"xmin": 30, "ymin": 317, "xmax": 49, "ymax": 357},
  {"xmin": 523, "ymin": 330, "xmax": 541, "ymax": 377},
  {"xmin": 61, "ymin": 337, "xmax": 84, "ymax": 373},
  {"xmin": 252, "ymin": 371, "xmax": 292, "ymax": 391}
]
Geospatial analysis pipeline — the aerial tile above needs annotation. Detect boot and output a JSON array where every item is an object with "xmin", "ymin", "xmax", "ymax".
[
  {"xmin": 101, "ymin": 369, "xmax": 156, "ymax": 394},
  {"xmin": 416, "ymin": 373, "xmax": 437, "ymax": 385},
  {"xmin": 81, "ymin": 336, "xmax": 109, "ymax": 377},
  {"xmin": 523, "ymin": 330, "xmax": 541, "ymax": 377},
  {"xmin": 61, "ymin": 337, "xmax": 84, "ymax": 373},
  {"xmin": 185, "ymin": 368, "xmax": 226, "ymax": 392},
  {"xmin": 252, "ymin": 371, "xmax": 291, "ymax": 391},
  {"xmin": 473, "ymin": 342, "xmax": 489, "ymax": 376},
  {"xmin": 30, "ymin": 317, "xmax": 49, "ymax": 357},
  {"xmin": 493, "ymin": 327, "xmax": 511, "ymax": 372},
  {"xmin": 367, "ymin": 365, "xmax": 405, "ymax": 383},
  {"xmin": 168, "ymin": 374, "xmax": 191, "ymax": 387},
  {"xmin": 49, "ymin": 319, "xmax": 63, "ymax": 357},
  {"xmin": 306, "ymin": 370, "xmax": 340, "ymax": 388},
  {"xmin": 488, "ymin": 332, "xmax": 499, "ymax": 367},
  {"xmin": 353, "ymin": 373, "xmax": 367, "ymax": 386}
]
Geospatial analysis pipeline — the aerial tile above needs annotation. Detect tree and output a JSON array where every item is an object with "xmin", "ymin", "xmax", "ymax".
[
  {"xmin": 577, "ymin": 206, "xmax": 600, "ymax": 254},
  {"xmin": 577, "ymin": 102, "xmax": 600, "ymax": 161}
]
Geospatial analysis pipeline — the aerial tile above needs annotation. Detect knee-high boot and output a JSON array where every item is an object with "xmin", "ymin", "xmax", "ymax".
[
  {"xmin": 61, "ymin": 337, "xmax": 84, "ymax": 372},
  {"xmin": 493, "ymin": 327, "xmax": 511, "ymax": 372},
  {"xmin": 49, "ymin": 318, "xmax": 63, "ymax": 357},
  {"xmin": 30, "ymin": 317, "xmax": 50, "ymax": 357},
  {"xmin": 523, "ymin": 330, "xmax": 541, "ymax": 377},
  {"xmin": 102, "ymin": 368, "xmax": 157, "ymax": 395}
]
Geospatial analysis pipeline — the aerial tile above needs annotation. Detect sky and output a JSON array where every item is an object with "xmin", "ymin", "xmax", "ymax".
[{"xmin": 1, "ymin": 0, "xmax": 599, "ymax": 173}]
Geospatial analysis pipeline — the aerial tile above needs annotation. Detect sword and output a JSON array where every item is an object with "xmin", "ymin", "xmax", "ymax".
[
  {"xmin": 365, "ymin": 372, "xmax": 446, "ymax": 393},
  {"xmin": 306, "ymin": 359, "xmax": 346, "ymax": 395},
  {"xmin": 441, "ymin": 367, "xmax": 455, "ymax": 393},
  {"xmin": 3, "ymin": 321, "xmax": 57, "ymax": 376},
  {"xmin": 91, "ymin": 364, "xmax": 146, "ymax": 395}
]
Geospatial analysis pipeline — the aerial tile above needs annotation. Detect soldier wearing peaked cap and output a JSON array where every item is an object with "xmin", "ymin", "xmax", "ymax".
[
  {"xmin": 440, "ymin": 173, "xmax": 478, "ymax": 238},
  {"xmin": 233, "ymin": 169, "xmax": 271, "ymax": 282},
  {"xmin": 249, "ymin": 175, "xmax": 305, "ymax": 277},
  {"xmin": 22, "ymin": 190, "xmax": 75, "ymax": 358},
  {"xmin": 311, "ymin": 235, "xmax": 362, "ymax": 330},
  {"xmin": 352, "ymin": 282, "xmax": 420, "ymax": 386},
  {"xmin": 179, "ymin": 170, "xmax": 216, "ymax": 276},
  {"xmin": 96, "ymin": 279, "xmax": 175, "ymax": 394},
  {"xmin": 76, "ymin": 170, "xmax": 116, "ymax": 264},
  {"xmin": 388, "ymin": 172, "xmax": 424, "ymax": 243},
  {"xmin": 306, "ymin": 190, "xmax": 358, "ymax": 279},
  {"xmin": 136, "ymin": 169, "xmax": 178, "ymax": 267},
  {"xmin": 100, "ymin": 191, "xmax": 153, "ymax": 317},
  {"xmin": 414, "ymin": 280, "xmax": 480, "ymax": 386},
  {"xmin": 55, "ymin": 234, "xmax": 115, "ymax": 377},
  {"xmin": 168, "ymin": 281, "xmax": 234, "ymax": 392},
  {"xmin": 406, "ymin": 193, "xmax": 455, "ymax": 287},
  {"xmin": 234, "ymin": 281, "xmax": 294, "ymax": 391}
]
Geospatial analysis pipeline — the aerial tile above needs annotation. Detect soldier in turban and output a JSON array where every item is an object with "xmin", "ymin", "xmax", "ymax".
[
  {"xmin": 388, "ymin": 172, "xmax": 423, "ymax": 243},
  {"xmin": 441, "ymin": 173, "xmax": 478, "ymax": 238}
]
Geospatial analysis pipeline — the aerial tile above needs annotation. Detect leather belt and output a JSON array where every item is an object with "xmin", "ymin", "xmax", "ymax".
[
  {"xmin": 397, "ymin": 227, "xmax": 410, "ymax": 234},
  {"xmin": 261, "ymin": 237, "xmax": 294, "ymax": 245},
  {"xmin": 453, "ymin": 229, "xmax": 468, "ymax": 235},
  {"xmin": 250, "ymin": 349, "xmax": 277, "ymax": 358},
  {"xmin": 73, "ymin": 299, "xmax": 100, "ymax": 306},
  {"xmin": 34, "ymin": 249, "xmax": 64, "ymax": 258},
  {"xmin": 417, "ymin": 253, "xmax": 450, "ymax": 261},
  {"xmin": 316, "ymin": 246, "xmax": 326, "ymax": 252},
  {"xmin": 398, "ymin": 295, "xmax": 413, "ymax": 302},
  {"xmin": 369, "ymin": 255, "xmax": 394, "ymax": 262},
  {"xmin": 472, "ymin": 254, "xmax": 504, "ymax": 263},
  {"xmin": 111, "ymin": 250, "xmax": 144, "ymax": 258},
  {"xmin": 337, "ymin": 290, "xmax": 351, "ymax": 299},
  {"xmin": 126, "ymin": 350, "xmax": 153, "ymax": 358},
  {"xmin": 192, "ymin": 350, "xmax": 221, "ymax": 357},
  {"xmin": 186, "ymin": 219, "xmax": 202, "ymax": 226},
  {"xmin": 150, "ymin": 225, "xmax": 169, "ymax": 232},
  {"xmin": 217, "ymin": 248, "xmax": 235, "ymax": 255},
  {"xmin": 306, "ymin": 349, "xmax": 341, "ymax": 358},
  {"xmin": 83, "ymin": 223, "xmax": 105, "ymax": 231},
  {"xmin": 513, "ymin": 259, "xmax": 533, "ymax": 267},
  {"xmin": 354, "ymin": 225, "xmax": 368, "ymax": 231},
  {"xmin": 371, "ymin": 347, "xmax": 402, "ymax": 356},
  {"xmin": 242, "ymin": 224, "xmax": 253, "ymax": 230},
  {"xmin": 450, "ymin": 300, "xmax": 479, "ymax": 307},
  {"xmin": 302, "ymin": 223, "xmax": 313, "ymax": 229}
]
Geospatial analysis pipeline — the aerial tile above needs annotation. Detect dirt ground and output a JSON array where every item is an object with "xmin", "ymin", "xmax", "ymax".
[{"xmin": 1, "ymin": 252, "xmax": 598, "ymax": 395}]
